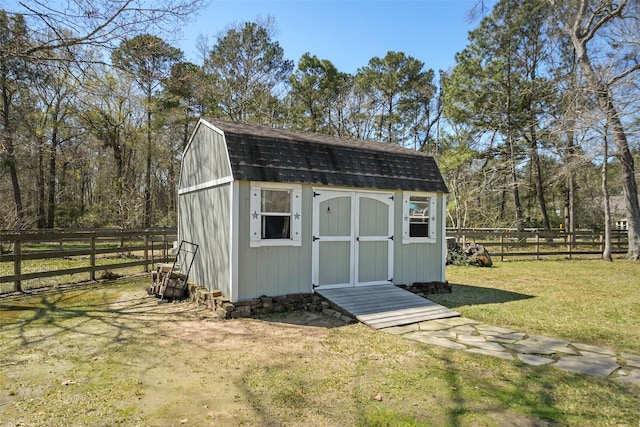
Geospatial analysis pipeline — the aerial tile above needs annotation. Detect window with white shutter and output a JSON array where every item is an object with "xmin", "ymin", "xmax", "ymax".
[{"xmin": 250, "ymin": 183, "xmax": 302, "ymax": 247}]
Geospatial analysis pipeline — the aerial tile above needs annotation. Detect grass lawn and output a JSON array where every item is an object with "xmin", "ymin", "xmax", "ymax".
[
  {"xmin": 434, "ymin": 259, "xmax": 640, "ymax": 354},
  {"xmin": 0, "ymin": 260, "xmax": 638, "ymax": 426}
]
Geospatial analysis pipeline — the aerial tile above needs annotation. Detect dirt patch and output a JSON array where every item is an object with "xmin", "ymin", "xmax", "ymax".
[{"xmin": 0, "ymin": 284, "xmax": 349, "ymax": 426}]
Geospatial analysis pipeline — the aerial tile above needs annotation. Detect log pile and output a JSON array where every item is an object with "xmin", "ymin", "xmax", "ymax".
[
  {"xmin": 446, "ymin": 238, "xmax": 493, "ymax": 267},
  {"xmin": 147, "ymin": 263, "xmax": 189, "ymax": 300}
]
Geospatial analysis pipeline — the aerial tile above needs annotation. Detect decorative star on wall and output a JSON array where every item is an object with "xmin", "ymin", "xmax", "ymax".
[
  {"xmin": 251, "ymin": 211, "xmax": 259, "ymax": 220},
  {"xmin": 294, "ymin": 212, "xmax": 300, "ymax": 220}
]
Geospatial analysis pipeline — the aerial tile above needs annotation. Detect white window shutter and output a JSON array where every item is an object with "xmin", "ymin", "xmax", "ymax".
[
  {"xmin": 429, "ymin": 196, "xmax": 437, "ymax": 239},
  {"xmin": 250, "ymin": 185, "xmax": 261, "ymax": 242},
  {"xmin": 402, "ymin": 193, "xmax": 410, "ymax": 242},
  {"xmin": 292, "ymin": 187, "xmax": 302, "ymax": 242}
]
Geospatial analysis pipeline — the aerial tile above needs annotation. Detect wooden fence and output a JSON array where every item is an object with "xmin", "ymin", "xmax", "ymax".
[
  {"xmin": 446, "ymin": 228, "xmax": 629, "ymax": 261},
  {"xmin": 0, "ymin": 228, "xmax": 176, "ymax": 294},
  {"xmin": 0, "ymin": 227, "xmax": 630, "ymax": 294}
]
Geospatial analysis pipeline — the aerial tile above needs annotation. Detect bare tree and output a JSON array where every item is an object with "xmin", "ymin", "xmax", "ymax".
[
  {"xmin": 549, "ymin": 0, "xmax": 640, "ymax": 259},
  {"xmin": 2, "ymin": 1, "xmax": 205, "ymax": 63}
]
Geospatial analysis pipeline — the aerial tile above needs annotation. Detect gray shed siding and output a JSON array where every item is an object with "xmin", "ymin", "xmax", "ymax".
[
  {"xmin": 393, "ymin": 191, "xmax": 446, "ymax": 285},
  {"xmin": 235, "ymin": 181, "xmax": 314, "ymax": 300},
  {"xmin": 180, "ymin": 121, "xmax": 231, "ymax": 187},
  {"xmin": 178, "ymin": 184, "xmax": 232, "ymax": 297},
  {"xmin": 178, "ymin": 122, "xmax": 233, "ymax": 297}
]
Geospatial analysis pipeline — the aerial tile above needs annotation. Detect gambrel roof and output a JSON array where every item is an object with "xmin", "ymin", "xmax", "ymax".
[{"xmin": 205, "ymin": 118, "xmax": 448, "ymax": 193}]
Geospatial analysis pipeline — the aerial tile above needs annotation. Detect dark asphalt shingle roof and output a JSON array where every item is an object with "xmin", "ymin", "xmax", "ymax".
[{"xmin": 204, "ymin": 119, "xmax": 448, "ymax": 193}]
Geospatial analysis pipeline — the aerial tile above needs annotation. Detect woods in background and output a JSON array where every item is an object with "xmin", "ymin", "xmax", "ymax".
[{"xmin": 1, "ymin": 1, "xmax": 638, "ymax": 256}]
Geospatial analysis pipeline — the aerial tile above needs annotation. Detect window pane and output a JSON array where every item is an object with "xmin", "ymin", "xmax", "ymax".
[
  {"xmin": 262, "ymin": 190, "xmax": 291, "ymax": 213},
  {"xmin": 410, "ymin": 222, "xmax": 429, "ymax": 237},
  {"xmin": 262, "ymin": 216, "xmax": 290, "ymax": 239},
  {"xmin": 409, "ymin": 196, "xmax": 429, "ymax": 237},
  {"xmin": 409, "ymin": 196, "xmax": 429, "ymax": 217}
]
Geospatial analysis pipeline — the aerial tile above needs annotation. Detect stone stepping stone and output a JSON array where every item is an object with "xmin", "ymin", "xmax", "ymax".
[
  {"xmin": 457, "ymin": 334, "xmax": 486, "ymax": 343},
  {"xmin": 381, "ymin": 324, "xmax": 419, "ymax": 335},
  {"xmin": 516, "ymin": 339, "xmax": 577, "ymax": 355},
  {"xmin": 486, "ymin": 336, "xmax": 518, "ymax": 344},
  {"xmin": 625, "ymin": 359, "xmax": 640, "ymax": 369},
  {"xmin": 614, "ymin": 369, "xmax": 640, "ymax": 385},
  {"xmin": 621, "ymin": 352, "xmax": 640, "ymax": 362},
  {"xmin": 429, "ymin": 330, "xmax": 458, "ymax": 339},
  {"xmin": 418, "ymin": 321, "xmax": 454, "ymax": 331},
  {"xmin": 504, "ymin": 343, "xmax": 557, "ymax": 355},
  {"xmin": 404, "ymin": 332, "xmax": 468, "ymax": 350},
  {"xmin": 554, "ymin": 356, "xmax": 620, "ymax": 377},
  {"xmin": 520, "ymin": 337, "xmax": 571, "ymax": 347},
  {"xmin": 494, "ymin": 332, "xmax": 527, "ymax": 341},
  {"xmin": 572, "ymin": 343, "xmax": 616, "ymax": 356},
  {"xmin": 436, "ymin": 317, "xmax": 479, "ymax": 326},
  {"xmin": 465, "ymin": 347, "xmax": 514, "ymax": 360},
  {"xmin": 578, "ymin": 350, "xmax": 616, "ymax": 358},
  {"xmin": 465, "ymin": 341, "xmax": 507, "ymax": 352},
  {"xmin": 450, "ymin": 325, "xmax": 478, "ymax": 334},
  {"xmin": 473, "ymin": 324, "xmax": 516, "ymax": 334},
  {"xmin": 517, "ymin": 354, "xmax": 554, "ymax": 366}
]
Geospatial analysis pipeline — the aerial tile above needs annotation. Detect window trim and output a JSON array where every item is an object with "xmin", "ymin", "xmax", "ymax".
[
  {"xmin": 402, "ymin": 191, "xmax": 437, "ymax": 244},
  {"xmin": 250, "ymin": 183, "xmax": 302, "ymax": 248}
]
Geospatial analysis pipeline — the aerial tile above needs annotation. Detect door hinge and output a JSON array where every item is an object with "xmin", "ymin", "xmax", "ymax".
[
  {"xmin": 388, "ymin": 277, "xmax": 393, "ymax": 283},
  {"xmin": 313, "ymin": 191, "xmax": 321, "ymax": 197},
  {"xmin": 388, "ymin": 235, "xmax": 394, "ymax": 240},
  {"xmin": 389, "ymin": 195, "xmax": 394, "ymax": 201},
  {"xmin": 313, "ymin": 236, "xmax": 320, "ymax": 242}
]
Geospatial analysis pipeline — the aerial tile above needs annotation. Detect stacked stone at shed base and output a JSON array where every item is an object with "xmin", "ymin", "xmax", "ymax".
[
  {"xmin": 186, "ymin": 284, "xmax": 345, "ymax": 320},
  {"xmin": 398, "ymin": 281, "xmax": 452, "ymax": 296}
]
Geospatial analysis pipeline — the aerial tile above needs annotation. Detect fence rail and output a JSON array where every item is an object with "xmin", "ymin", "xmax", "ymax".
[
  {"xmin": 0, "ymin": 228, "xmax": 177, "ymax": 294},
  {"xmin": 446, "ymin": 228, "xmax": 629, "ymax": 261}
]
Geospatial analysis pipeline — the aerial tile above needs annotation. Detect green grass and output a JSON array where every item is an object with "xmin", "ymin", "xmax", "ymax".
[
  {"xmin": 432, "ymin": 259, "xmax": 640, "ymax": 354},
  {"xmin": 1, "ymin": 263, "xmax": 639, "ymax": 426}
]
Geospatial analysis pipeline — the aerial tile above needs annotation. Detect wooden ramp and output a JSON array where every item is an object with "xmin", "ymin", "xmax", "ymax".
[{"xmin": 316, "ymin": 285, "xmax": 459, "ymax": 329}]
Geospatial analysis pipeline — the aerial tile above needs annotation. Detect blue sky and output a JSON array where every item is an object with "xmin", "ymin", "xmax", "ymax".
[{"xmin": 178, "ymin": 0, "xmax": 493, "ymax": 74}]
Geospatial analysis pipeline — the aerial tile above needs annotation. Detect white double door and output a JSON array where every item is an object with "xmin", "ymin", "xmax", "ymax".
[{"xmin": 312, "ymin": 189, "xmax": 394, "ymax": 289}]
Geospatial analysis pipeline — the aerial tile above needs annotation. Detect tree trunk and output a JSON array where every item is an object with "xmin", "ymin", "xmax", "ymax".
[
  {"xmin": 36, "ymin": 141, "xmax": 46, "ymax": 228},
  {"xmin": 47, "ymin": 125, "xmax": 58, "ymax": 228},
  {"xmin": 507, "ymin": 128, "xmax": 524, "ymax": 230},
  {"xmin": 2, "ymin": 82, "xmax": 24, "ymax": 229},
  {"xmin": 144, "ymin": 88, "xmax": 152, "ymax": 228},
  {"xmin": 567, "ymin": 0, "xmax": 640, "ymax": 259},
  {"xmin": 574, "ymin": 51, "xmax": 640, "ymax": 259},
  {"xmin": 602, "ymin": 125, "xmax": 612, "ymax": 261},
  {"xmin": 530, "ymin": 139, "xmax": 550, "ymax": 229}
]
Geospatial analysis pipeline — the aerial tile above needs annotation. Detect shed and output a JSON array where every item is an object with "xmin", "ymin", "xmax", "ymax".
[{"xmin": 177, "ymin": 118, "xmax": 449, "ymax": 302}]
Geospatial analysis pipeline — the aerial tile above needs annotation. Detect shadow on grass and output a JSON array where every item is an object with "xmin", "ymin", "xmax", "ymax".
[{"xmin": 429, "ymin": 283, "xmax": 534, "ymax": 309}]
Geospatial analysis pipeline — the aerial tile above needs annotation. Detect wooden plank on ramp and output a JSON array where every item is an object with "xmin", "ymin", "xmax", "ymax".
[{"xmin": 316, "ymin": 285, "xmax": 459, "ymax": 329}]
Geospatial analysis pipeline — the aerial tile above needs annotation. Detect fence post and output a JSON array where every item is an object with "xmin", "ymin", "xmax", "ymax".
[
  {"xmin": 13, "ymin": 239, "xmax": 21, "ymax": 293},
  {"xmin": 90, "ymin": 234, "xmax": 96, "ymax": 281},
  {"xmin": 568, "ymin": 233, "xmax": 573, "ymax": 259},
  {"xmin": 500, "ymin": 233, "xmax": 504, "ymax": 262},
  {"xmin": 536, "ymin": 233, "xmax": 540, "ymax": 260},
  {"xmin": 599, "ymin": 233, "xmax": 604, "ymax": 254},
  {"xmin": 144, "ymin": 234, "xmax": 149, "ymax": 273}
]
